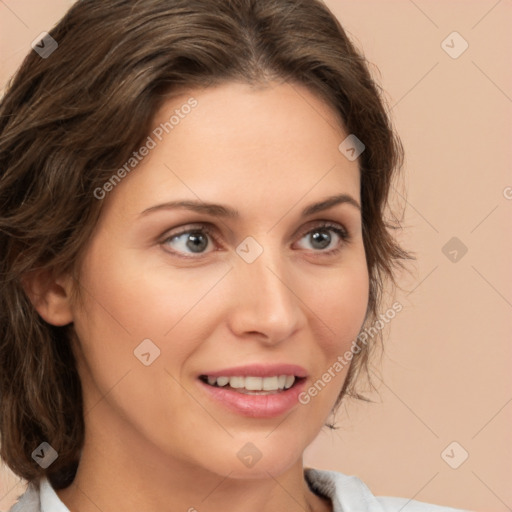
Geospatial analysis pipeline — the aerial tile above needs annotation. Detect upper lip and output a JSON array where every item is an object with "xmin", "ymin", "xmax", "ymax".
[{"xmin": 199, "ymin": 364, "xmax": 308, "ymax": 378}]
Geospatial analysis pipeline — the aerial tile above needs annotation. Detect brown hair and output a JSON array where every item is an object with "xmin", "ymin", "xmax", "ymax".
[{"xmin": 0, "ymin": 0, "xmax": 413, "ymax": 490}]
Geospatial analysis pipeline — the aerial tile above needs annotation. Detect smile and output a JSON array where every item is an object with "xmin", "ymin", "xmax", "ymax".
[{"xmin": 199, "ymin": 374, "xmax": 299, "ymax": 394}]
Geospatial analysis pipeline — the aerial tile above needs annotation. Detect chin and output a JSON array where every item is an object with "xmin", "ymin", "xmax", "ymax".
[{"xmin": 202, "ymin": 437, "xmax": 305, "ymax": 480}]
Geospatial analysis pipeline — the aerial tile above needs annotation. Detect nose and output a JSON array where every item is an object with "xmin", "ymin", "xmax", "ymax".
[{"xmin": 226, "ymin": 244, "xmax": 306, "ymax": 345}]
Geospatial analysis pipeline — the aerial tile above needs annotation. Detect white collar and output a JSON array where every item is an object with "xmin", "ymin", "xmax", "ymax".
[
  {"xmin": 40, "ymin": 478, "xmax": 70, "ymax": 512},
  {"xmin": 32, "ymin": 469, "xmax": 466, "ymax": 512},
  {"xmin": 37, "ymin": 469, "xmax": 364, "ymax": 512}
]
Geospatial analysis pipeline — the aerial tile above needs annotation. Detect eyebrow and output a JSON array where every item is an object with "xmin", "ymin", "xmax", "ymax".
[{"xmin": 140, "ymin": 193, "xmax": 361, "ymax": 219}]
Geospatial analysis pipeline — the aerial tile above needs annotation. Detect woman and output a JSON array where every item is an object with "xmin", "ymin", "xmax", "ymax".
[{"xmin": 0, "ymin": 1, "xmax": 470, "ymax": 511}]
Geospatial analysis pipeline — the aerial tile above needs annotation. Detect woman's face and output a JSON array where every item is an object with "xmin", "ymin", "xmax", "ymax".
[{"xmin": 68, "ymin": 81, "xmax": 369, "ymax": 478}]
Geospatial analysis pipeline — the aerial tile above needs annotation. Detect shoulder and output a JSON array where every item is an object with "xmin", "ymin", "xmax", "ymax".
[
  {"xmin": 8, "ymin": 482, "xmax": 41, "ymax": 512},
  {"xmin": 375, "ymin": 495, "xmax": 471, "ymax": 512},
  {"xmin": 304, "ymin": 467, "xmax": 473, "ymax": 512}
]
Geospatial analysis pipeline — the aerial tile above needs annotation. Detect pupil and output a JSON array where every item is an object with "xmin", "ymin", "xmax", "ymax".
[
  {"xmin": 187, "ymin": 233, "xmax": 207, "ymax": 252},
  {"xmin": 311, "ymin": 230, "xmax": 330, "ymax": 249}
]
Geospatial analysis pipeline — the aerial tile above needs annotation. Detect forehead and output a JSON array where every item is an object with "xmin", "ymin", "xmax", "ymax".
[{"xmin": 101, "ymin": 81, "xmax": 360, "ymax": 221}]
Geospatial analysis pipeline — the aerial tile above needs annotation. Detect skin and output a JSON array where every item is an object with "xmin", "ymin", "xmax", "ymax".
[{"xmin": 31, "ymin": 81, "xmax": 369, "ymax": 512}]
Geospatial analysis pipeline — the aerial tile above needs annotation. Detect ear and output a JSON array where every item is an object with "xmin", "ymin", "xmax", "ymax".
[{"xmin": 21, "ymin": 268, "xmax": 75, "ymax": 326}]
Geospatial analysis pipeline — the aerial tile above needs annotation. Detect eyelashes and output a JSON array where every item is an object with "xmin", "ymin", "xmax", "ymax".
[
  {"xmin": 295, "ymin": 222, "xmax": 350, "ymax": 254},
  {"xmin": 160, "ymin": 221, "xmax": 351, "ymax": 260}
]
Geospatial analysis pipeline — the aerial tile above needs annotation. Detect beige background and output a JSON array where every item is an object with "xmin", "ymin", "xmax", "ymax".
[{"xmin": 1, "ymin": 1, "xmax": 511, "ymax": 511}]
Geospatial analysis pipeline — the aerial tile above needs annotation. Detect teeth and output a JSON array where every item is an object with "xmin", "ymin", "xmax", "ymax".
[
  {"xmin": 262, "ymin": 376, "xmax": 278, "ymax": 391},
  {"xmin": 216, "ymin": 376, "xmax": 229, "ymax": 387},
  {"xmin": 284, "ymin": 375, "xmax": 295, "ymax": 389},
  {"xmin": 204, "ymin": 375, "xmax": 297, "ymax": 391},
  {"xmin": 244, "ymin": 376, "xmax": 262, "ymax": 390},
  {"xmin": 229, "ymin": 376, "xmax": 244, "ymax": 389}
]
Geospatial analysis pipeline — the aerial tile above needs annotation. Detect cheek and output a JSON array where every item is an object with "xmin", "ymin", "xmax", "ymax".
[
  {"xmin": 71, "ymin": 238, "xmax": 231, "ymax": 373},
  {"xmin": 310, "ymin": 253, "xmax": 370, "ymax": 355},
  {"xmin": 295, "ymin": 260, "xmax": 369, "ymax": 414}
]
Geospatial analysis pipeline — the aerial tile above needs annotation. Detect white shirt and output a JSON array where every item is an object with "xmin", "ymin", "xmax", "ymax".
[{"xmin": 9, "ymin": 467, "xmax": 472, "ymax": 512}]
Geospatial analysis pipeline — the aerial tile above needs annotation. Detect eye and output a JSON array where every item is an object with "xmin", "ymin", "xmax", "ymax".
[
  {"xmin": 160, "ymin": 221, "xmax": 350, "ymax": 258},
  {"xmin": 161, "ymin": 224, "xmax": 217, "ymax": 258},
  {"xmin": 294, "ymin": 222, "xmax": 350, "ymax": 255}
]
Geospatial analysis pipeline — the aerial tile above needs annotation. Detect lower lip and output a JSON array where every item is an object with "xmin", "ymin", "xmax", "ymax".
[{"xmin": 198, "ymin": 379, "xmax": 307, "ymax": 418}]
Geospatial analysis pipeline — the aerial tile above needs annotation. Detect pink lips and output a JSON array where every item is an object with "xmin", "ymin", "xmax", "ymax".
[{"xmin": 197, "ymin": 363, "xmax": 308, "ymax": 418}]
